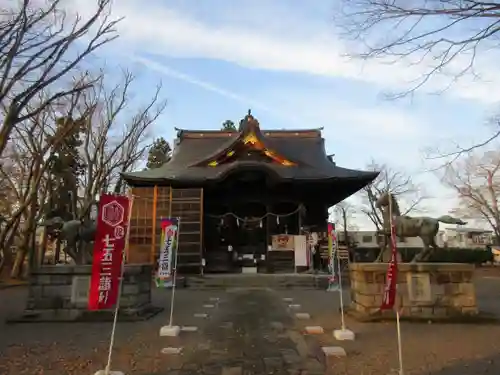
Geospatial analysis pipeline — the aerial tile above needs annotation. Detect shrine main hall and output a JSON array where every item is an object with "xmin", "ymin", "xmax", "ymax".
[{"xmin": 122, "ymin": 112, "xmax": 378, "ymax": 274}]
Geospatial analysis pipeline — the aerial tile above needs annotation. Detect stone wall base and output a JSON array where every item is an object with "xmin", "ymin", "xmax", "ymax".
[
  {"xmin": 349, "ymin": 263, "xmax": 482, "ymax": 322},
  {"xmin": 7, "ymin": 264, "xmax": 162, "ymax": 323}
]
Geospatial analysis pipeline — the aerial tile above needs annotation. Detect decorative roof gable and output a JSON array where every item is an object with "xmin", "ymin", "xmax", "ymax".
[{"xmin": 192, "ymin": 110, "xmax": 297, "ymax": 168}]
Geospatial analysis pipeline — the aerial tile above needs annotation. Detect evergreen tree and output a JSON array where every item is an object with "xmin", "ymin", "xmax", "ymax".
[
  {"xmin": 221, "ymin": 120, "xmax": 237, "ymax": 131},
  {"xmin": 46, "ymin": 117, "xmax": 86, "ymax": 220},
  {"xmin": 147, "ymin": 137, "xmax": 171, "ymax": 169}
]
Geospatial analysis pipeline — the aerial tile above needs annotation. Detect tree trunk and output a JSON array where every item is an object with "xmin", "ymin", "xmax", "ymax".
[
  {"xmin": 342, "ymin": 208, "xmax": 348, "ymax": 246},
  {"xmin": 0, "ymin": 107, "xmax": 18, "ymax": 159},
  {"xmin": 114, "ymin": 176, "xmax": 123, "ymax": 194},
  {"xmin": 10, "ymin": 212, "xmax": 36, "ymax": 279},
  {"xmin": 54, "ymin": 239, "xmax": 62, "ymax": 264},
  {"xmin": 10, "ymin": 245, "xmax": 27, "ymax": 279},
  {"xmin": 0, "ymin": 221, "xmax": 21, "ymax": 280},
  {"xmin": 38, "ymin": 227, "xmax": 48, "ymax": 265}
]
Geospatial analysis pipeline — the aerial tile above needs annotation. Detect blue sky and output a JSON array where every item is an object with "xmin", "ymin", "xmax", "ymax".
[{"xmin": 73, "ymin": 0, "xmax": 500, "ymax": 229}]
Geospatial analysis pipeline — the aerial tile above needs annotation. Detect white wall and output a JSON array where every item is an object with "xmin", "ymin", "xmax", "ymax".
[{"xmin": 338, "ymin": 228, "xmax": 492, "ymax": 249}]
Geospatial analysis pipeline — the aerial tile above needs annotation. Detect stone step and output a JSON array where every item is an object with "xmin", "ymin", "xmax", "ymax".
[{"xmin": 184, "ymin": 275, "xmax": 331, "ymax": 289}]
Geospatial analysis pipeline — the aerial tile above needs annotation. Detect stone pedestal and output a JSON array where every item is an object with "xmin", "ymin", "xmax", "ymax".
[
  {"xmin": 349, "ymin": 263, "xmax": 478, "ymax": 321},
  {"xmin": 8, "ymin": 264, "xmax": 162, "ymax": 323}
]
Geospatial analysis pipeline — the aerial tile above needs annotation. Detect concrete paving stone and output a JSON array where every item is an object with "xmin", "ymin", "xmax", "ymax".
[
  {"xmin": 270, "ymin": 321, "xmax": 284, "ymax": 331},
  {"xmin": 197, "ymin": 342, "xmax": 211, "ymax": 351},
  {"xmin": 221, "ymin": 366, "xmax": 242, "ymax": 375},
  {"xmin": 161, "ymin": 347, "xmax": 182, "ymax": 355},
  {"xmin": 180, "ymin": 326, "xmax": 198, "ymax": 332},
  {"xmin": 263, "ymin": 357, "xmax": 284, "ymax": 369},
  {"xmin": 194, "ymin": 313, "xmax": 209, "ymax": 318},
  {"xmin": 243, "ymin": 362, "xmax": 265, "ymax": 375},
  {"xmin": 281, "ymin": 348, "xmax": 301, "ymax": 365},
  {"xmin": 280, "ymin": 348, "xmax": 298, "ymax": 356},
  {"xmin": 268, "ymin": 336, "xmax": 282, "ymax": 344},
  {"xmin": 303, "ymin": 326, "xmax": 324, "ymax": 335},
  {"xmin": 181, "ymin": 363, "xmax": 200, "ymax": 371},
  {"xmin": 202, "ymin": 364, "xmax": 222, "ymax": 375},
  {"xmin": 283, "ymin": 355, "xmax": 302, "ymax": 365},
  {"xmin": 305, "ymin": 359, "xmax": 325, "ymax": 372},
  {"xmin": 295, "ymin": 312, "xmax": 310, "ymax": 319}
]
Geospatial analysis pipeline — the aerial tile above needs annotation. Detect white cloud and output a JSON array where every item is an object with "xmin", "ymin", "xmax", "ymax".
[
  {"xmin": 70, "ymin": 0, "xmax": 500, "ymax": 105},
  {"xmin": 65, "ymin": 0, "xmax": 479, "ymax": 230},
  {"xmin": 130, "ymin": 56, "xmax": 304, "ymax": 125},
  {"xmin": 132, "ymin": 56, "xmax": 426, "ymax": 149}
]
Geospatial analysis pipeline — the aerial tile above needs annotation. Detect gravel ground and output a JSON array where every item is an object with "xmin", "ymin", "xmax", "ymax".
[
  {"xmin": 0, "ymin": 270, "xmax": 499, "ymax": 375},
  {"xmin": 0, "ymin": 288, "xmax": 217, "ymax": 375},
  {"xmin": 278, "ymin": 271, "xmax": 500, "ymax": 375}
]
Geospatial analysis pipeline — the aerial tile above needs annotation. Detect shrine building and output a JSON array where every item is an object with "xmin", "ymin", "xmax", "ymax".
[{"xmin": 122, "ymin": 111, "xmax": 378, "ymax": 274}]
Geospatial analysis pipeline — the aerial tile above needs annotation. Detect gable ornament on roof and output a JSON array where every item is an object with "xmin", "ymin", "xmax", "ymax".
[{"xmin": 205, "ymin": 110, "xmax": 297, "ymax": 167}]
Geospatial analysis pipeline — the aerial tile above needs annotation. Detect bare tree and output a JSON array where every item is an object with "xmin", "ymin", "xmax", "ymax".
[
  {"xmin": 359, "ymin": 160, "xmax": 426, "ymax": 232},
  {"xmin": 442, "ymin": 150, "xmax": 500, "ymax": 243},
  {"xmin": 77, "ymin": 71, "xmax": 166, "ymax": 220},
  {"xmin": 0, "ymin": 0, "xmax": 121, "ymax": 157},
  {"xmin": 0, "ymin": 86, "xmax": 86, "ymax": 278},
  {"xmin": 334, "ymin": 201, "xmax": 357, "ymax": 246},
  {"xmin": 336, "ymin": 1, "xmax": 500, "ymax": 97},
  {"xmin": 336, "ymin": 1, "xmax": 500, "ymax": 155}
]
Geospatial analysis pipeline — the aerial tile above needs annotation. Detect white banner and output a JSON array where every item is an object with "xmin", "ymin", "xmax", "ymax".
[{"xmin": 157, "ymin": 218, "xmax": 178, "ymax": 281}]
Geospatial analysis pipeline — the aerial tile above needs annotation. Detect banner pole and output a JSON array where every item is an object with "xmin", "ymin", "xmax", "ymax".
[
  {"xmin": 332, "ymin": 223, "xmax": 354, "ymax": 341},
  {"xmin": 335, "ymin": 232, "xmax": 346, "ymax": 331},
  {"xmin": 396, "ymin": 307, "xmax": 404, "ymax": 375},
  {"xmin": 104, "ymin": 195, "xmax": 134, "ymax": 375},
  {"xmin": 168, "ymin": 217, "xmax": 181, "ymax": 327},
  {"xmin": 389, "ymin": 193, "xmax": 404, "ymax": 375}
]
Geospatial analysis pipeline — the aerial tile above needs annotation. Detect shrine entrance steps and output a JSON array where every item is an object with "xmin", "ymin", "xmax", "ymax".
[
  {"xmin": 204, "ymin": 250, "xmax": 234, "ymax": 273},
  {"xmin": 184, "ymin": 274, "xmax": 334, "ymax": 290}
]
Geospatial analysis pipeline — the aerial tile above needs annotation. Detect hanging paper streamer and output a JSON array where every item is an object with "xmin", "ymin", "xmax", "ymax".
[{"xmin": 326, "ymin": 222, "xmax": 339, "ymax": 292}]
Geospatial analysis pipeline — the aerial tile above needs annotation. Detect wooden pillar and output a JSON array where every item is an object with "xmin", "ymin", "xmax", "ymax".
[
  {"xmin": 200, "ymin": 188, "xmax": 204, "ymax": 274},
  {"xmin": 298, "ymin": 204, "xmax": 302, "ymax": 235},
  {"xmin": 266, "ymin": 204, "xmax": 271, "ymax": 272},
  {"xmin": 150, "ymin": 185, "xmax": 158, "ymax": 265},
  {"xmin": 169, "ymin": 187, "xmax": 173, "ymax": 218}
]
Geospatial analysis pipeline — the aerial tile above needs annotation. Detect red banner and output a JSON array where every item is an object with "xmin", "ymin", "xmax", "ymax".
[
  {"xmin": 380, "ymin": 217, "xmax": 398, "ymax": 311},
  {"xmin": 88, "ymin": 194, "xmax": 131, "ymax": 310}
]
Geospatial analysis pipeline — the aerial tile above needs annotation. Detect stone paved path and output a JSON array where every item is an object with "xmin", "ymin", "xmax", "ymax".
[
  {"xmin": 174, "ymin": 288, "xmax": 324, "ymax": 375},
  {"xmin": 3, "ymin": 278, "xmax": 500, "ymax": 375}
]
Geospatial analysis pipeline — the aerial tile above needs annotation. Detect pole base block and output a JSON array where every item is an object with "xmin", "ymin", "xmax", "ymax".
[
  {"xmin": 333, "ymin": 328, "xmax": 355, "ymax": 341},
  {"xmin": 93, "ymin": 370, "xmax": 125, "ymax": 375},
  {"xmin": 321, "ymin": 346, "xmax": 347, "ymax": 358},
  {"xmin": 304, "ymin": 326, "xmax": 324, "ymax": 334},
  {"xmin": 160, "ymin": 325, "xmax": 181, "ymax": 337}
]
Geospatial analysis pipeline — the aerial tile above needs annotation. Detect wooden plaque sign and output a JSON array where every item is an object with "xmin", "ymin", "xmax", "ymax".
[{"xmin": 271, "ymin": 234, "xmax": 295, "ymax": 250}]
